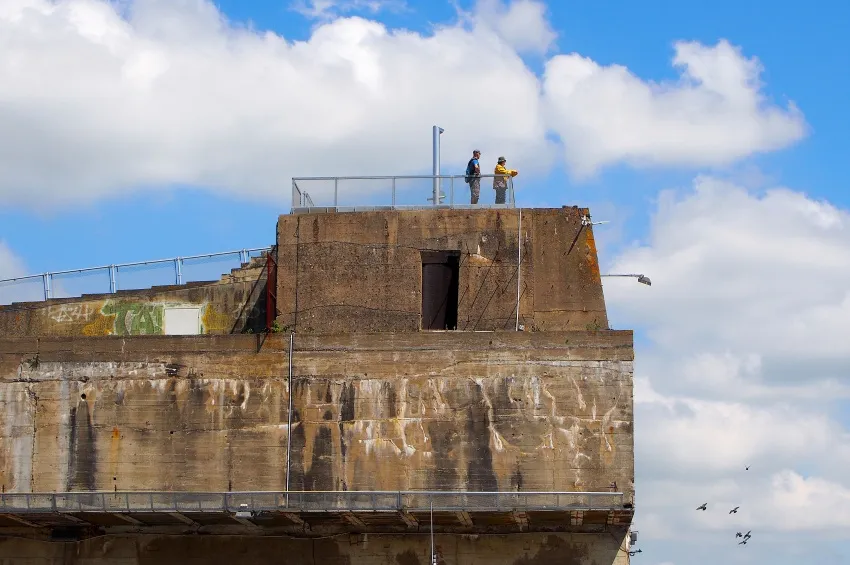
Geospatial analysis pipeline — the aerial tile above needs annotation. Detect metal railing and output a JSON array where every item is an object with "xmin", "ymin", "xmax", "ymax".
[
  {"xmin": 0, "ymin": 247, "xmax": 272, "ymax": 304},
  {"xmin": 291, "ymin": 175, "xmax": 516, "ymax": 211},
  {"xmin": 0, "ymin": 491, "xmax": 625, "ymax": 514}
]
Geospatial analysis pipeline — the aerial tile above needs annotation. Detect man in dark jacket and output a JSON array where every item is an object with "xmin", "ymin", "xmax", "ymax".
[{"xmin": 465, "ymin": 150, "xmax": 481, "ymax": 204}]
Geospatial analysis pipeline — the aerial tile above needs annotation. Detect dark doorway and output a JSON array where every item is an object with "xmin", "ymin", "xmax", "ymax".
[{"xmin": 421, "ymin": 251, "xmax": 460, "ymax": 330}]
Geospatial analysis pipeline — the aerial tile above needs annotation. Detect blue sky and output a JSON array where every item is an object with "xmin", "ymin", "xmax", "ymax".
[
  {"xmin": 1, "ymin": 0, "xmax": 848, "ymax": 275},
  {"xmin": 1, "ymin": 0, "xmax": 848, "ymax": 277},
  {"xmin": 1, "ymin": 1, "xmax": 850, "ymax": 564}
]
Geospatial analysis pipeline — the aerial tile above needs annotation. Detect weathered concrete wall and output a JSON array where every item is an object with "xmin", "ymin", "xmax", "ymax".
[
  {"xmin": 0, "ymin": 260, "xmax": 268, "ymax": 338},
  {"xmin": 0, "ymin": 531, "xmax": 630, "ymax": 565},
  {"xmin": 276, "ymin": 207, "xmax": 608, "ymax": 333},
  {"xmin": 0, "ymin": 332, "xmax": 633, "ymax": 500}
]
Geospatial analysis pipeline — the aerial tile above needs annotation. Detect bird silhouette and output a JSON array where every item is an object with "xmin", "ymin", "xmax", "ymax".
[
  {"xmin": 743, "ymin": 531, "xmax": 752, "ymax": 540},
  {"xmin": 735, "ymin": 532, "xmax": 743, "ymax": 538},
  {"xmin": 739, "ymin": 540, "xmax": 748, "ymax": 545},
  {"xmin": 696, "ymin": 503, "xmax": 707, "ymax": 511},
  {"xmin": 729, "ymin": 507, "xmax": 739, "ymax": 514},
  {"xmin": 746, "ymin": 466, "xmax": 750, "ymax": 470}
]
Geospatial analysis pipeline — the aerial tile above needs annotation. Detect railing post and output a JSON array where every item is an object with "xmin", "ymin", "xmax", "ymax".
[
  {"xmin": 108, "ymin": 266, "xmax": 117, "ymax": 293},
  {"xmin": 42, "ymin": 273, "xmax": 52, "ymax": 300},
  {"xmin": 334, "ymin": 178, "xmax": 339, "ymax": 207},
  {"xmin": 450, "ymin": 176, "xmax": 454, "ymax": 206},
  {"xmin": 392, "ymin": 177, "xmax": 396, "ymax": 207},
  {"xmin": 292, "ymin": 180, "xmax": 297, "ymax": 209}
]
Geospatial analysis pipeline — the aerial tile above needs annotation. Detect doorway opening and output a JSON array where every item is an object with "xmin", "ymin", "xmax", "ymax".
[{"xmin": 421, "ymin": 251, "xmax": 460, "ymax": 330}]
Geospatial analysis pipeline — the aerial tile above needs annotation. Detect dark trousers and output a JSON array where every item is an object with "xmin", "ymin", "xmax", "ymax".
[{"xmin": 495, "ymin": 186, "xmax": 507, "ymax": 204}]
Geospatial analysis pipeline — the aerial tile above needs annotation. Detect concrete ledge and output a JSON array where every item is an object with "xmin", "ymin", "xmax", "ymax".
[{"xmin": 0, "ymin": 330, "xmax": 632, "ymax": 357}]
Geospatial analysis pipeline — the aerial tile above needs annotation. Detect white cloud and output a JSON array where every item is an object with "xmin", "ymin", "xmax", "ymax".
[
  {"xmin": 0, "ymin": 241, "xmax": 42, "ymax": 304},
  {"xmin": 637, "ymin": 381, "xmax": 850, "ymax": 478},
  {"xmin": 639, "ymin": 470, "xmax": 850, "ymax": 534},
  {"xmin": 606, "ymin": 176, "xmax": 850, "ymax": 360},
  {"xmin": 0, "ymin": 241, "xmax": 26, "ymax": 280},
  {"xmin": 0, "ymin": 0, "xmax": 555, "ymax": 209},
  {"xmin": 472, "ymin": 0, "xmax": 556, "ymax": 55},
  {"xmin": 603, "ymin": 177, "xmax": 850, "ymax": 550},
  {"xmin": 543, "ymin": 40, "xmax": 807, "ymax": 176},
  {"xmin": 0, "ymin": 1, "xmax": 805, "ymax": 209}
]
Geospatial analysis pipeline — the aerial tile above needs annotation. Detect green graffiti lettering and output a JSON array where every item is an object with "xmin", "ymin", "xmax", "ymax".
[{"xmin": 101, "ymin": 301, "xmax": 164, "ymax": 335}]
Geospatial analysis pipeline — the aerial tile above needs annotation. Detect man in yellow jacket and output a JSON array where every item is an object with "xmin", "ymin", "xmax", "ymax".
[{"xmin": 493, "ymin": 156, "xmax": 518, "ymax": 204}]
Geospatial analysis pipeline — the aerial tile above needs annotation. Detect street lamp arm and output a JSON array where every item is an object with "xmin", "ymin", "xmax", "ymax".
[{"xmin": 601, "ymin": 274, "xmax": 651, "ymax": 286}]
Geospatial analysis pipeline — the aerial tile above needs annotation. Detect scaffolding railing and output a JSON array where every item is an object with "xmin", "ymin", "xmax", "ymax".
[
  {"xmin": 0, "ymin": 491, "xmax": 626, "ymax": 514},
  {"xmin": 291, "ymin": 175, "xmax": 516, "ymax": 211},
  {"xmin": 0, "ymin": 247, "xmax": 272, "ymax": 304}
]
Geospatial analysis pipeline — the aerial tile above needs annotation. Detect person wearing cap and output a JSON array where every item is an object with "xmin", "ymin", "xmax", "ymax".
[
  {"xmin": 465, "ymin": 150, "xmax": 482, "ymax": 204},
  {"xmin": 493, "ymin": 157, "xmax": 518, "ymax": 204}
]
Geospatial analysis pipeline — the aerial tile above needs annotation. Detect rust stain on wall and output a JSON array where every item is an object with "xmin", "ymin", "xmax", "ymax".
[{"xmin": 202, "ymin": 305, "xmax": 232, "ymax": 334}]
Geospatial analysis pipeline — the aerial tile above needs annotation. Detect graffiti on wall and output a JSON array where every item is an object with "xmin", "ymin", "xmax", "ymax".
[
  {"xmin": 79, "ymin": 302, "xmax": 232, "ymax": 336},
  {"xmin": 81, "ymin": 301, "xmax": 163, "ymax": 336},
  {"xmin": 104, "ymin": 302, "xmax": 164, "ymax": 335},
  {"xmin": 44, "ymin": 299, "xmax": 237, "ymax": 336},
  {"xmin": 48, "ymin": 303, "xmax": 98, "ymax": 323}
]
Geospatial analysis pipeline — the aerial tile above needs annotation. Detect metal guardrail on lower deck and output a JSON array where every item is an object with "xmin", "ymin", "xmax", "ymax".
[
  {"xmin": 0, "ymin": 491, "xmax": 626, "ymax": 514},
  {"xmin": 0, "ymin": 247, "xmax": 272, "ymax": 304},
  {"xmin": 291, "ymin": 175, "xmax": 516, "ymax": 212}
]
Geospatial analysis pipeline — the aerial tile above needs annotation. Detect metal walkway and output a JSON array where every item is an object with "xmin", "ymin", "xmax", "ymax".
[{"xmin": 0, "ymin": 491, "xmax": 633, "ymax": 537}]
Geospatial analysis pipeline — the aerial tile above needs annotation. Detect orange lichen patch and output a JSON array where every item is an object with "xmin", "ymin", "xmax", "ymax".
[
  {"xmin": 82, "ymin": 313, "xmax": 116, "ymax": 336},
  {"xmin": 580, "ymin": 208, "xmax": 601, "ymax": 276},
  {"xmin": 112, "ymin": 427, "xmax": 120, "ymax": 440},
  {"xmin": 201, "ymin": 305, "xmax": 231, "ymax": 334}
]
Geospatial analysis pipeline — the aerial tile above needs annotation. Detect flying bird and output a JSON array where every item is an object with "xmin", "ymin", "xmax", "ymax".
[
  {"xmin": 739, "ymin": 540, "xmax": 748, "ymax": 545},
  {"xmin": 696, "ymin": 503, "xmax": 707, "ymax": 511},
  {"xmin": 729, "ymin": 507, "xmax": 739, "ymax": 514},
  {"xmin": 743, "ymin": 531, "xmax": 752, "ymax": 540},
  {"xmin": 735, "ymin": 532, "xmax": 743, "ymax": 538},
  {"xmin": 746, "ymin": 466, "xmax": 750, "ymax": 470}
]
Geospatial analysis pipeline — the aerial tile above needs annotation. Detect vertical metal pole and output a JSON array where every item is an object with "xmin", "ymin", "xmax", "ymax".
[
  {"xmin": 392, "ymin": 177, "xmax": 396, "ymax": 208},
  {"xmin": 430, "ymin": 500, "xmax": 435, "ymax": 565},
  {"xmin": 113, "ymin": 267, "xmax": 119, "ymax": 292},
  {"xmin": 450, "ymin": 176, "xmax": 454, "ymax": 207},
  {"xmin": 292, "ymin": 180, "xmax": 296, "ymax": 210},
  {"xmin": 42, "ymin": 274, "xmax": 49, "ymax": 300},
  {"xmin": 516, "ymin": 208, "xmax": 522, "ymax": 331},
  {"xmin": 432, "ymin": 126, "xmax": 439, "ymax": 206},
  {"xmin": 109, "ymin": 266, "xmax": 117, "ymax": 293},
  {"xmin": 285, "ymin": 333, "xmax": 294, "ymax": 506},
  {"xmin": 334, "ymin": 178, "xmax": 339, "ymax": 208},
  {"xmin": 174, "ymin": 258, "xmax": 183, "ymax": 285},
  {"xmin": 432, "ymin": 126, "xmax": 443, "ymax": 206}
]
